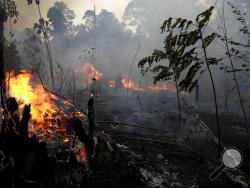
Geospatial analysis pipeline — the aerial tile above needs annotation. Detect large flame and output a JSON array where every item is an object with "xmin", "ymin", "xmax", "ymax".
[
  {"xmin": 6, "ymin": 71, "xmax": 79, "ymax": 142},
  {"xmin": 8, "ymin": 71, "xmax": 58, "ymax": 123}
]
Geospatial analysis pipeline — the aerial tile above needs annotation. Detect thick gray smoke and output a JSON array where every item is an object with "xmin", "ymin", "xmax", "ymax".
[{"xmin": 11, "ymin": 0, "xmax": 250, "ymax": 114}]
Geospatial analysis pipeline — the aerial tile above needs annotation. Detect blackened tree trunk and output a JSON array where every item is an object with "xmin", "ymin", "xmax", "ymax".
[
  {"xmin": 88, "ymin": 97, "xmax": 95, "ymax": 137},
  {"xmin": 0, "ymin": 6, "xmax": 7, "ymax": 142},
  {"xmin": 0, "ymin": 6, "xmax": 5, "ymax": 106}
]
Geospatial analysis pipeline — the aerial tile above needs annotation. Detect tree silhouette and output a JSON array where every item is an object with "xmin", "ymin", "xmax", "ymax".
[
  {"xmin": 47, "ymin": 1, "xmax": 76, "ymax": 35},
  {"xmin": 0, "ymin": 0, "xmax": 19, "ymax": 142}
]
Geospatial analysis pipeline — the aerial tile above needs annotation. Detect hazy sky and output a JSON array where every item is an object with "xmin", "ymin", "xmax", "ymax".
[
  {"xmin": 10, "ymin": 0, "xmax": 217, "ymax": 31},
  {"xmin": 11, "ymin": 0, "xmax": 131, "ymax": 31}
]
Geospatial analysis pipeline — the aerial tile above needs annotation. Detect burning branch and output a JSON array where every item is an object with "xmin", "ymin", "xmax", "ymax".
[{"xmin": 36, "ymin": 70, "xmax": 86, "ymax": 116}]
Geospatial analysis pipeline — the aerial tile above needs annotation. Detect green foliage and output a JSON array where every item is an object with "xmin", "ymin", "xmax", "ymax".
[
  {"xmin": 196, "ymin": 6, "xmax": 214, "ymax": 28},
  {"xmin": 204, "ymin": 33, "xmax": 216, "ymax": 48},
  {"xmin": 227, "ymin": 2, "xmax": 249, "ymax": 36},
  {"xmin": 139, "ymin": 6, "xmax": 217, "ymax": 93}
]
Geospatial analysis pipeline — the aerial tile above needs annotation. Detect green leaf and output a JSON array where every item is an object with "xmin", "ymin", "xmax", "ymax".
[
  {"xmin": 204, "ymin": 33, "xmax": 216, "ymax": 48},
  {"xmin": 186, "ymin": 20, "xmax": 193, "ymax": 29},
  {"xmin": 178, "ymin": 19, "xmax": 187, "ymax": 29},
  {"xmin": 196, "ymin": 6, "xmax": 214, "ymax": 28},
  {"xmin": 161, "ymin": 17, "xmax": 172, "ymax": 33},
  {"xmin": 172, "ymin": 18, "xmax": 182, "ymax": 29}
]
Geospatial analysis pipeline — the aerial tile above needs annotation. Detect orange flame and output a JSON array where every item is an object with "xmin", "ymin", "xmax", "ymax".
[
  {"xmin": 75, "ymin": 63, "xmax": 103, "ymax": 87},
  {"xmin": 8, "ymin": 71, "xmax": 58, "ymax": 123},
  {"xmin": 121, "ymin": 75, "xmax": 144, "ymax": 91},
  {"xmin": 147, "ymin": 83, "xmax": 178, "ymax": 93},
  {"xmin": 6, "ymin": 71, "xmax": 83, "ymax": 142},
  {"xmin": 76, "ymin": 144, "xmax": 88, "ymax": 163}
]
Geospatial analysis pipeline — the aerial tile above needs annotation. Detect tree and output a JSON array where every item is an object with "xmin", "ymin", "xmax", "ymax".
[
  {"xmin": 217, "ymin": 1, "xmax": 250, "ymax": 153},
  {"xmin": 139, "ymin": 7, "xmax": 223, "ymax": 154},
  {"xmin": 28, "ymin": 0, "xmax": 55, "ymax": 90},
  {"xmin": 0, "ymin": 0, "xmax": 18, "ymax": 142},
  {"xmin": 47, "ymin": 1, "xmax": 75, "ymax": 35}
]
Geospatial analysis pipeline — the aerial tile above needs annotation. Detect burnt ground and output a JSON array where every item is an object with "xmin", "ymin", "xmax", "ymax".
[
  {"xmin": 1, "ymin": 89, "xmax": 250, "ymax": 187},
  {"xmin": 86, "ymin": 129, "xmax": 249, "ymax": 188},
  {"xmin": 1, "ymin": 120, "xmax": 250, "ymax": 188},
  {"xmin": 47, "ymin": 128, "xmax": 250, "ymax": 188}
]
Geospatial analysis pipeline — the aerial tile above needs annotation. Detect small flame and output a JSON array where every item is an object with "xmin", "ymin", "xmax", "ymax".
[
  {"xmin": 121, "ymin": 75, "xmax": 144, "ymax": 91},
  {"xmin": 76, "ymin": 144, "xmax": 88, "ymax": 163},
  {"xmin": 147, "ymin": 83, "xmax": 177, "ymax": 93},
  {"xmin": 108, "ymin": 80, "xmax": 115, "ymax": 88},
  {"xmin": 75, "ymin": 63, "xmax": 103, "ymax": 87}
]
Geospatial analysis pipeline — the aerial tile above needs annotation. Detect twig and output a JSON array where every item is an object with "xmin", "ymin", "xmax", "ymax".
[{"xmin": 36, "ymin": 70, "xmax": 86, "ymax": 116}]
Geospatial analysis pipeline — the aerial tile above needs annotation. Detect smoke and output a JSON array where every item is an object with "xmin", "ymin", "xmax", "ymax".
[{"xmin": 7, "ymin": 0, "xmax": 250, "ymax": 114}]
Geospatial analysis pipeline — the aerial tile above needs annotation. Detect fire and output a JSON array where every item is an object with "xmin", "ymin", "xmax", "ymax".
[
  {"xmin": 6, "ymin": 70, "xmax": 89, "ymax": 164},
  {"xmin": 121, "ymin": 75, "xmax": 144, "ymax": 92},
  {"xmin": 8, "ymin": 71, "xmax": 58, "ymax": 123},
  {"xmin": 147, "ymin": 83, "xmax": 177, "ymax": 93},
  {"xmin": 6, "ymin": 71, "xmax": 82, "ymax": 142},
  {"xmin": 108, "ymin": 79, "xmax": 115, "ymax": 88},
  {"xmin": 75, "ymin": 63, "xmax": 103, "ymax": 87},
  {"xmin": 76, "ymin": 144, "xmax": 88, "ymax": 163}
]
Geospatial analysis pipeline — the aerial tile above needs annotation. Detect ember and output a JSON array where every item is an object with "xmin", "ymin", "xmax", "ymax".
[{"xmin": 76, "ymin": 144, "xmax": 89, "ymax": 163}]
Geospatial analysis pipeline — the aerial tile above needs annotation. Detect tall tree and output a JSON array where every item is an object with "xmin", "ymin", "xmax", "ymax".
[
  {"xmin": 139, "ymin": 7, "xmax": 223, "ymax": 154},
  {"xmin": 47, "ymin": 1, "xmax": 75, "ymax": 35},
  {"xmin": 28, "ymin": 0, "xmax": 55, "ymax": 90},
  {"xmin": 218, "ymin": 1, "xmax": 250, "ymax": 153},
  {"xmin": 0, "ymin": 0, "xmax": 18, "ymax": 141}
]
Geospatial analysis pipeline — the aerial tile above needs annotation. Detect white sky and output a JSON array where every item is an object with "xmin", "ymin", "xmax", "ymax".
[{"xmin": 11, "ymin": 0, "xmax": 131, "ymax": 31}]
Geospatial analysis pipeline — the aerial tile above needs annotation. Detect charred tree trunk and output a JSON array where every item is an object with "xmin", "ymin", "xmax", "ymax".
[
  {"xmin": 20, "ymin": 105, "xmax": 31, "ymax": 139},
  {"xmin": 88, "ymin": 97, "xmax": 95, "ymax": 137},
  {"xmin": 0, "ymin": 6, "xmax": 7, "ymax": 143},
  {"xmin": 87, "ymin": 96, "xmax": 95, "ymax": 162},
  {"xmin": 73, "ymin": 96, "xmax": 95, "ymax": 165}
]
